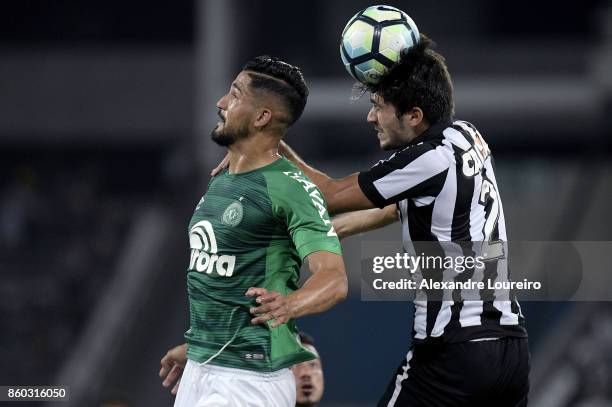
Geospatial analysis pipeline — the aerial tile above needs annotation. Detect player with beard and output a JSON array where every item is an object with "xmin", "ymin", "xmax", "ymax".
[
  {"xmin": 159, "ymin": 56, "xmax": 347, "ymax": 407},
  {"xmin": 292, "ymin": 332, "xmax": 324, "ymax": 407},
  {"xmin": 214, "ymin": 36, "xmax": 529, "ymax": 406}
]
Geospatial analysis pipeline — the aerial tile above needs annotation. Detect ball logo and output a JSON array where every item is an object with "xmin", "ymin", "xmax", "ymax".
[
  {"xmin": 188, "ymin": 220, "xmax": 236, "ymax": 277},
  {"xmin": 221, "ymin": 201, "xmax": 243, "ymax": 227}
]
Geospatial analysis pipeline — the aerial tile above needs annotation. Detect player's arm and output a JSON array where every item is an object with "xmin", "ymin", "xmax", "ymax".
[
  {"xmin": 248, "ymin": 171, "xmax": 348, "ymax": 327},
  {"xmin": 278, "ymin": 141, "xmax": 374, "ymax": 215},
  {"xmin": 248, "ymin": 251, "xmax": 347, "ymax": 327},
  {"xmin": 333, "ymin": 204, "xmax": 399, "ymax": 240},
  {"xmin": 210, "ymin": 145, "xmax": 374, "ymax": 215}
]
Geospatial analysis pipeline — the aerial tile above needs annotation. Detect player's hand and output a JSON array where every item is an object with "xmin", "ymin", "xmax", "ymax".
[
  {"xmin": 246, "ymin": 287, "xmax": 293, "ymax": 328},
  {"xmin": 159, "ymin": 343, "xmax": 188, "ymax": 395},
  {"xmin": 211, "ymin": 153, "xmax": 230, "ymax": 176}
]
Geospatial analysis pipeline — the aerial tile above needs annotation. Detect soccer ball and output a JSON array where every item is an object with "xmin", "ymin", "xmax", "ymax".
[{"xmin": 340, "ymin": 5, "xmax": 420, "ymax": 85}]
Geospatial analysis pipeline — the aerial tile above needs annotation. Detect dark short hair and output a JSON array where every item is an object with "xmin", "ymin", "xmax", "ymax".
[
  {"xmin": 299, "ymin": 331, "xmax": 315, "ymax": 347},
  {"xmin": 369, "ymin": 34, "xmax": 454, "ymax": 124},
  {"xmin": 242, "ymin": 55, "xmax": 309, "ymax": 126}
]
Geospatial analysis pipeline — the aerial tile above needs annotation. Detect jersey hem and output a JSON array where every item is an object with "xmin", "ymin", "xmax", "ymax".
[
  {"xmin": 413, "ymin": 324, "xmax": 528, "ymax": 345},
  {"xmin": 186, "ymin": 345, "xmax": 315, "ymax": 372}
]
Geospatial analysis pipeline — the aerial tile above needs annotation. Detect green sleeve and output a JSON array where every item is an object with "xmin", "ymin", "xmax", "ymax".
[{"xmin": 266, "ymin": 170, "xmax": 342, "ymax": 260}]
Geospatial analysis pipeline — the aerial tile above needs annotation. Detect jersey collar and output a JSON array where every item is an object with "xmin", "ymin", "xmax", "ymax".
[{"xmin": 399, "ymin": 119, "xmax": 453, "ymax": 149}]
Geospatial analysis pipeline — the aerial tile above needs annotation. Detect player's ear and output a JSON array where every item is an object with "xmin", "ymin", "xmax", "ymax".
[
  {"xmin": 403, "ymin": 107, "xmax": 424, "ymax": 128},
  {"xmin": 253, "ymin": 108, "xmax": 273, "ymax": 129}
]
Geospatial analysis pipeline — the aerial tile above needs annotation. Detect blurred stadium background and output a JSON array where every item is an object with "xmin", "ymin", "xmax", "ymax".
[{"xmin": 1, "ymin": 1, "xmax": 611, "ymax": 406}]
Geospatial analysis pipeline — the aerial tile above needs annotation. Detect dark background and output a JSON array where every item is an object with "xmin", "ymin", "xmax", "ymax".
[{"xmin": 1, "ymin": 1, "xmax": 611, "ymax": 406}]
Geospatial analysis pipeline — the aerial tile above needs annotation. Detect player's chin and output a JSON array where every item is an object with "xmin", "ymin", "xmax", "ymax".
[
  {"xmin": 299, "ymin": 388, "xmax": 320, "ymax": 402},
  {"xmin": 301, "ymin": 395, "xmax": 321, "ymax": 405},
  {"xmin": 296, "ymin": 396, "xmax": 312, "ymax": 404},
  {"xmin": 379, "ymin": 138, "xmax": 394, "ymax": 151}
]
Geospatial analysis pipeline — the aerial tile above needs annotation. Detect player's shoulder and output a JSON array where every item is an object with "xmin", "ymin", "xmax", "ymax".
[
  {"xmin": 449, "ymin": 119, "xmax": 488, "ymax": 142},
  {"xmin": 450, "ymin": 119, "xmax": 492, "ymax": 157},
  {"xmin": 263, "ymin": 158, "xmax": 319, "ymax": 198},
  {"xmin": 388, "ymin": 132, "xmax": 450, "ymax": 168},
  {"xmin": 207, "ymin": 169, "xmax": 228, "ymax": 189},
  {"xmin": 452, "ymin": 119, "xmax": 482, "ymax": 134}
]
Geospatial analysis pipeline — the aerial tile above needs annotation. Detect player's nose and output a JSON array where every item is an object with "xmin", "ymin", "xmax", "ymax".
[
  {"xmin": 366, "ymin": 107, "xmax": 377, "ymax": 124},
  {"xmin": 216, "ymin": 93, "xmax": 229, "ymax": 110}
]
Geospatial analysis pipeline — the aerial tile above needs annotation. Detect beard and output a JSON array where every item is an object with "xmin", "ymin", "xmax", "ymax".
[
  {"xmin": 211, "ymin": 122, "xmax": 249, "ymax": 147},
  {"xmin": 381, "ymin": 140, "xmax": 397, "ymax": 151},
  {"xmin": 379, "ymin": 131, "xmax": 408, "ymax": 151},
  {"xmin": 379, "ymin": 135, "xmax": 401, "ymax": 151}
]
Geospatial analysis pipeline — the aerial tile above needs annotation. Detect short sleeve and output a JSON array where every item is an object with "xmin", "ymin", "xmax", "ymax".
[
  {"xmin": 358, "ymin": 143, "xmax": 450, "ymax": 208},
  {"xmin": 267, "ymin": 170, "xmax": 342, "ymax": 260}
]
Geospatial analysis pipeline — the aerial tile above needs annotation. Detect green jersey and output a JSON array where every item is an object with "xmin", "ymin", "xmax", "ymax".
[{"xmin": 184, "ymin": 157, "xmax": 342, "ymax": 372}]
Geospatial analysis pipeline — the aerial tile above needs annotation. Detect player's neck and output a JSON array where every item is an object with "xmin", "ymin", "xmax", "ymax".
[
  {"xmin": 227, "ymin": 133, "xmax": 281, "ymax": 174},
  {"xmin": 402, "ymin": 121, "xmax": 430, "ymax": 145}
]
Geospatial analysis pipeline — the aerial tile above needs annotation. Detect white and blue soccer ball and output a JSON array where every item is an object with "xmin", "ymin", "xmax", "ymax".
[{"xmin": 340, "ymin": 5, "xmax": 420, "ymax": 85}]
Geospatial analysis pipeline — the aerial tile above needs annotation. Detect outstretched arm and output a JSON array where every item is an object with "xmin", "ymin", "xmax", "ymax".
[
  {"xmin": 247, "ymin": 251, "xmax": 347, "ymax": 327},
  {"xmin": 333, "ymin": 204, "xmax": 399, "ymax": 240},
  {"xmin": 210, "ymin": 144, "xmax": 375, "ymax": 215},
  {"xmin": 279, "ymin": 141, "xmax": 374, "ymax": 215}
]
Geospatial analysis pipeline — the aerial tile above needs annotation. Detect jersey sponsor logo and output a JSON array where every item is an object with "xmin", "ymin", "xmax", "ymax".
[
  {"xmin": 188, "ymin": 220, "xmax": 236, "ymax": 276},
  {"xmin": 221, "ymin": 200, "xmax": 244, "ymax": 227},
  {"xmin": 283, "ymin": 171, "xmax": 337, "ymax": 237}
]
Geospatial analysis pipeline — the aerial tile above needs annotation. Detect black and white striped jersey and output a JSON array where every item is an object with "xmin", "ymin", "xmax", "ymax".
[{"xmin": 358, "ymin": 119, "xmax": 527, "ymax": 343}]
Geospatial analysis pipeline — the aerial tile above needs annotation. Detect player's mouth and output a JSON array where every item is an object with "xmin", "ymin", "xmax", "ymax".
[
  {"xmin": 300, "ymin": 384, "xmax": 314, "ymax": 395},
  {"xmin": 217, "ymin": 110, "xmax": 226, "ymax": 124}
]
